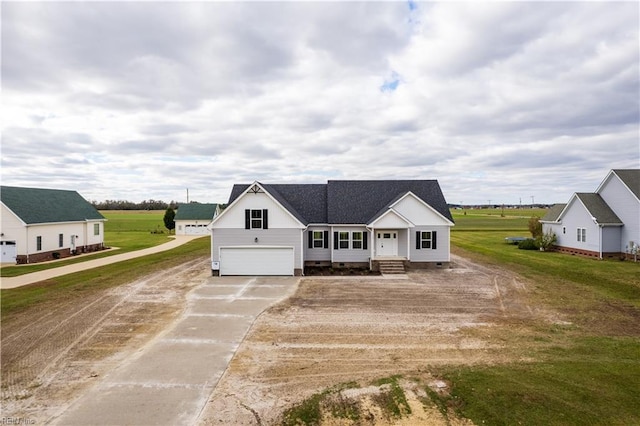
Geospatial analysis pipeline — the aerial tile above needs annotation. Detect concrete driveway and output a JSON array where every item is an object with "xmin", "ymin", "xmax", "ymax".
[
  {"xmin": 1, "ymin": 235, "xmax": 204, "ymax": 289},
  {"xmin": 51, "ymin": 275, "xmax": 299, "ymax": 425}
]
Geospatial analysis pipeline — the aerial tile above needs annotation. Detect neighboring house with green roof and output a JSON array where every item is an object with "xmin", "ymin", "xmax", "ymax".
[
  {"xmin": 541, "ymin": 169, "xmax": 639, "ymax": 259},
  {"xmin": 1, "ymin": 186, "xmax": 106, "ymax": 264},
  {"xmin": 174, "ymin": 203, "xmax": 219, "ymax": 235}
]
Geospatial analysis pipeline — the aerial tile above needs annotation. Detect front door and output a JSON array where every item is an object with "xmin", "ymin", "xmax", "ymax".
[{"xmin": 376, "ymin": 231, "xmax": 398, "ymax": 257}]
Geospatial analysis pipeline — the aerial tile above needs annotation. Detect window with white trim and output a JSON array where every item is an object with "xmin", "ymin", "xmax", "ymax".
[
  {"xmin": 352, "ymin": 232, "xmax": 363, "ymax": 249},
  {"xmin": 577, "ymin": 228, "xmax": 586, "ymax": 242},
  {"xmin": 313, "ymin": 231, "xmax": 324, "ymax": 248},
  {"xmin": 94, "ymin": 223, "xmax": 100, "ymax": 236},
  {"xmin": 339, "ymin": 232, "xmax": 350, "ymax": 249},
  {"xmin": 251, "ymin": 209, "xmax": 263, "ymax": 229},
  {"xmin": 59, "ymin": 233, "xmax": 64, "ymax": 248},
  {"xmin": 37, "ymin": 236, "xmax": 42, "ymax": 251},
  {"xmin": 420, "ymin": 231, "xmax": 433, "ymax": 249}
]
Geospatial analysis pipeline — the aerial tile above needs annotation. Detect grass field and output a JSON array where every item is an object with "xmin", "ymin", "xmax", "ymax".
[
  {"xmin": 439, "ymin": 208, "xmax": 640, "ymax": 425},
  {"xmin": 0, "ymin": 237, "xmax": 209, "ymax": 319},
  {"xmin": 1, "ymin": 211, "xmax": 172, "ymax": 277}
]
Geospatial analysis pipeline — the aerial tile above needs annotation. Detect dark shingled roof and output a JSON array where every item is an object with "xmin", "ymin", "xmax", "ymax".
[
  {"xmin": 613, "ymin": 169, "xmax": 640, "ymax": 200},
  {"xmin": 227, "ymin": 180, "xmax": 453, "ymax": 225},
  {"xmin": 541, "ymin": 203, "xmax": 566, "ymax": 222},
  {"xmin": 327, "ymin": 180, "xmax": 453, "ymax": 224},
  {"xmin": 174, "ymin": 203, "xmax": 218, "ymax": 221},
  {"xmin": 1, "ymin": 186, "xmax": 105, "ymax": 224},
  {"xmin": 575, "ymin": 193, "xmax": 623, "ymax": 225}
]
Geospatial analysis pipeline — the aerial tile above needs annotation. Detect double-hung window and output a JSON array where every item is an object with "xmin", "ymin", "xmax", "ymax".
[
  {"xmin": 94, "ymin": 223, "xmax": 100, "ymax": 236},
  {"xmin": 59, "ymin": 233, "xmax": 64, "ymax": 248},
  {"xmin": 313, "ymin": 231, "xmax": 324, "ymax": 248},
  {"xmin": 416, "ymin": 231, "xmax": 437, "ymax": 250},
  {"xmin": 352, "ymin": 232, "xmax": 363, "ymax": 249},
  {"xmin": 251, "ymin": 210, "xmax": 263, "ymax": 229},
  {"xmin": 577, "ymin": 228, "xmax": 586, "ymax": 242},
  {"xmin": 339, "ymin": 232, "xmax": 350, "ymax": 249},
  {"xmin": 245, "ymin": 209, "xmax": 268, "ymax": 229},
  {"xmin": 420, "ymin": 231, "xmax": 432, "ymax": 249},
  {"xmin": 37, "ymin": 236, "xmax": 42, "ymax": 251}
]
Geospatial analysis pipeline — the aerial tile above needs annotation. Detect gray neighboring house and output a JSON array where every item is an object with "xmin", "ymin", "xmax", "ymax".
[
  {"xmin": 1, "ymin": 186, "xmax": 106, "ymax": 264},
  {"xmin": 174, "ymin": 203, "xmax": 220, "ymax": 235},
  {"xmin": 541, "ymin": 169, "xmax": 640, "ymax": 259},
  {"xmin": 210, "ymin": 180, "xmax": 454, "ymax": 276}
]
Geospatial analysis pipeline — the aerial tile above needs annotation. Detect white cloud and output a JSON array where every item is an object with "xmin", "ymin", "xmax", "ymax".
[{"xmin": 1, "ymin": 1, "xmax": 638, "ymax": 205}]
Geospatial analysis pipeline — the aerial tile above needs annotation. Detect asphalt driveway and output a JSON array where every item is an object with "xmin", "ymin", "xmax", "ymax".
[{"xmin": 51, "ymin": 275, "xmax": 299, "ymax": 425}]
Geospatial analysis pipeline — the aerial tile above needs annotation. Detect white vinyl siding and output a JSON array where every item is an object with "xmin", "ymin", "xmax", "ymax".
[
  {"xmin": 304, "ymin": 226, "xmax": 331, "ymax": 262},
  {"xmin": 410, "ymin": 226, "xmax": 450, "ymax": 262},
  {"xmin": 332, "ymin": 227, "xmax": 370, "ymax": 263},
  {"xmin": 598, "ymin": 173, "xmax": 640, "ymax": 253},
  {"xmin": 556, "ymin": 199, "xmax": 599, "ymax": 253},
  {"xmin": 212, "ymin": 228, "xmax": 302, "ymax": 269}
]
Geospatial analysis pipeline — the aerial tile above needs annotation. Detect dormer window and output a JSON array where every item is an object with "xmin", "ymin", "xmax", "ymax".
[{"xmin": 245, "ymin": 209, "xmax": 269, "ymax": 229}]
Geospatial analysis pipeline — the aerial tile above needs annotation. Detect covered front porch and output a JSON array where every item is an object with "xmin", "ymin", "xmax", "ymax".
[{"xmin": 369, "ymin": 228, "xmax": 411, "ymax": 274}]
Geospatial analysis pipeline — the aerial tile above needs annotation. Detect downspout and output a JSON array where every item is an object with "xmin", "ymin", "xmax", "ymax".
[
  {"xmin": 599, "ymin": 225, "xmax": 603, "ymax": 260},
  {"xmin": 300, "ymin": 228, "xmax": 305, "ymax": 276},
  {"xmin": 366, "ymin": 226, "xmax": 373, "ymax": 270}
]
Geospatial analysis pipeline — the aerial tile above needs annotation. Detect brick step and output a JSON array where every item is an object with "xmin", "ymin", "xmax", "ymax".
[{"xmin": 378, "ymin": 261, "xmax": 406, "ymax": 274}]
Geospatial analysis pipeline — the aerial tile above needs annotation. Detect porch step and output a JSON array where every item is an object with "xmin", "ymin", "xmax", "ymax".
[{"xmin": 378, "ymin": 260, "xmax": 406, "ymax": 274}]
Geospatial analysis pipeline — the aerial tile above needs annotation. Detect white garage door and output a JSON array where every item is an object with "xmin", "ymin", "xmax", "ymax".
[
  {"xmin": 1, "ymin": 241, "xmax": 17, "ymax": 263},
  {"xmin": 220, "ymin": 247, "xmax": 294, "ymax": 276},
  {"xmin": 185, "ymin": 224, "xmax": 209, "ymax": 235}
]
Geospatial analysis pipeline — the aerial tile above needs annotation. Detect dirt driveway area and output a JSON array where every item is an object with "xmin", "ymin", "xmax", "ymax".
[
  {"xmin": 198, "ymin": 255, "xmax": 540, "ymax": 425},
  {"xmin": 2, "ymin": 253, "xmax": 544, "ymax": 425},
  {"xmin": 1, "ymin": 257, "xmax": 210, "ymax": 423}
]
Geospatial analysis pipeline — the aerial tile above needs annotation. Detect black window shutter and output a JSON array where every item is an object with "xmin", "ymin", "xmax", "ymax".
[
  {"xmin": 245, "ymin": 209, "xmax": 250, "ymax": 229},
  {"xmin": 308, "ymin": 231, "xmax": 313, "ymax": 249},
  {"xmin": 324, "ymin": 231, "xmax": 329, "ymax": 249},
  {"xmin": 263, "ymin": 209, "xmax": 268, "ymax": 229},
  {"xmin": 432, "ymin": 231, "xmax": 437, "ymax": 250},
  {"xmin": 416, "ymin": 231, "xmax": 421, "ymax": 249},
  {"xmin": 334, "ymin": 232, "xmax": 339, "ymax": 250},
  {"xmin": 363, "ymin": 231, "xmax": 368, "ymax": 250}
]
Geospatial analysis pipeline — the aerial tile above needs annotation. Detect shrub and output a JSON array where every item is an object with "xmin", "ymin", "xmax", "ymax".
[
  {"xmin": 536, "ymin": 230, "xmax": 557, "ymax": 251},
  {"xmin": 518, "ymin": 238, "xmax": 538, "ymax": 250}
]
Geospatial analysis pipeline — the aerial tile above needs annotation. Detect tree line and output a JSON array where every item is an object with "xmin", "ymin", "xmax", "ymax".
[{"xmin": 91, "ymin": 199, "xmax": 179, "ymax": 210}]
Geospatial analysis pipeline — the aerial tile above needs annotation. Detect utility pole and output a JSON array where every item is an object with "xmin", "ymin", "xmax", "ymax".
[
  {"xmin": 530, "ymin": 195, "xmax": 534, "ymax": 206},
  {"xmin": 187, "ymin": 188, "xmax": 189, "ymax": 203}
]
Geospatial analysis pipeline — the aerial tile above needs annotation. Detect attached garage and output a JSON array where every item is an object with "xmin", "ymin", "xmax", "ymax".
[{"xmin": 219, "ymin": 246, "xmax": 294, "ymax": 276}]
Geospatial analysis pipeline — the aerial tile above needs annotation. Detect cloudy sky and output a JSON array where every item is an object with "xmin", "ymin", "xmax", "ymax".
[{"xmin": 2, "ymin": 1, "xmax": 638, "ymax": 205}]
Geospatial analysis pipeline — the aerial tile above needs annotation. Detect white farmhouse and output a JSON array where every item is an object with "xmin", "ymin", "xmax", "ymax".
[
  {"xmin": 1, "ymin": 186, "xmax": 106, "ymax": 264},
  {"xmin": 541, "ymin": 169, "xmax": 639, "ymax": 259},
  {"xmin": 210, "ymin": 180, "xmax": 454, "ymax": 276}
]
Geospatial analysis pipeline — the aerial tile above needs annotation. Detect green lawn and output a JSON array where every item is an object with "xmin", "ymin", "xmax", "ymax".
[
  {"xmin": 1, "ymin": 237, "xmax": 209, "ymax": 320},
  {"xmin": 451, "ymin": 208, "xmax": 547, "ymax": 231},
  {"xmin": 437, "ymin": 208, "xmax": 640, "ymax": 425},
  {"xmin": 1, "ymin": 210, "xmax": 172, "ymax": 277}
]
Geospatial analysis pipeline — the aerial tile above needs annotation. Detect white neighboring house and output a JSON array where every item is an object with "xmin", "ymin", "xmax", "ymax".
[
  {"xmin": 174, "ymin": 203, "xmax": 220, "ymax": 235},
  {"xmin": 209, "ymin": 180, "xmax": 454, "ymax": 276},
  {"xmin": 541, "ymin": 169, "xmax": 639, "ymax": 259},
  {"xmin": 1, "ymin": 186, "xmax": 106, "ymax": 264}
]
